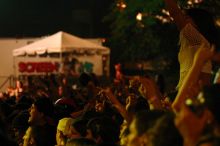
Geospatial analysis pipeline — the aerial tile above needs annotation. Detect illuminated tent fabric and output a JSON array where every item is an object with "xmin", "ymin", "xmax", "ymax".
[{"xmin": 12, "ymin": 31, "xmax": 110, "ymax": 56}]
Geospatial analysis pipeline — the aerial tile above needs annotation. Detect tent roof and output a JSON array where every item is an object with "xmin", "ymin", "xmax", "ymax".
[{"xmin": 13, "ymin": 31, "xmax": 110, "ymax": 56}]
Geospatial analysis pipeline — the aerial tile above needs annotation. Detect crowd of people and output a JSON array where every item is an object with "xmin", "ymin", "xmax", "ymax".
[{"xmin": 1, "ymin": 0, "xmax": 220, "ymax": 146}]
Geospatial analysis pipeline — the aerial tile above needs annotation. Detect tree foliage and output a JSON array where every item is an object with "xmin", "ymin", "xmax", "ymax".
[
  {"xmin": 104, "ymin": 0, "xmax": 164, "ymax": 62},
  {"xmin": 104, "ymin": 0, "xmax": 220, "ymax": 61},
  {"xmin": 104, "ymin": 0, "xmax": 220, "ymax": 89}
]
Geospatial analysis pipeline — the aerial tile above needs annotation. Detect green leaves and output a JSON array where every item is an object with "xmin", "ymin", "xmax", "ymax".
[
  {"xmin": 104, "ymin": 0, "xmax": 167, "ymax": 62},
  {"xmin": 104, "ymin": 0, "xmax": 220, "ymax": 63}
]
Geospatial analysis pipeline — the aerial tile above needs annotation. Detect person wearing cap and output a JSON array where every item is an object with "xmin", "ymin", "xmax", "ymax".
[
  {"xmin": 56, "ymin": 117, "xmax": 74, "ymax": 146},
  {"xmin": 24, "ymin": 97, "xmax": 56, "ymax": 146}
]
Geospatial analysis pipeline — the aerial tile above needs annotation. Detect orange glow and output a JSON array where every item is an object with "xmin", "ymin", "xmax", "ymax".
[
  {"xmin": 116, "ymin": 1, "xmax": 127, "ymax": 10},
  {"xmin": 216, "ymin": 18, "xmax": 220, "ymax": 27}
]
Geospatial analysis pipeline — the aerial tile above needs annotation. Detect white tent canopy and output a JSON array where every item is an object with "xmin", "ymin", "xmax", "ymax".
[{"xmin": 13, "ymin": 31, "xmax": 110, "ymax": 56}]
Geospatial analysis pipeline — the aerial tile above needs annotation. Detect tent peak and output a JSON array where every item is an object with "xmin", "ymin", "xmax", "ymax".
[{"xmin": 13, "ymin": 31, "xmax": 110, "ymax": 56}]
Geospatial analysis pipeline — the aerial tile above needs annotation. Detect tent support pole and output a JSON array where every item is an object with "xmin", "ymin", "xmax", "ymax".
[
  {"xmin": 60, "ymin": 50, "xmax": 63, "ymax": 74},
  {"xmin": 13, "ymin": 56, "xmax": 17, "ymax": 86}
]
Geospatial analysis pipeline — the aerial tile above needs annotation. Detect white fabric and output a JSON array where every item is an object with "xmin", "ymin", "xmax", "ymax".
[
  {"xmin": 177, "ymin": 23, "xmax": 212, "ymax": 89},
  {"xmin": 13, "ymin": 31, "xmax": 110, "ymax": 56}
]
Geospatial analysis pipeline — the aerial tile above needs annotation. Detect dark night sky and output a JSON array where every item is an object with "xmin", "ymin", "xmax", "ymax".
[{"xmin": 0, "ymin": 0, "xmax": 112, "ymax": 38}]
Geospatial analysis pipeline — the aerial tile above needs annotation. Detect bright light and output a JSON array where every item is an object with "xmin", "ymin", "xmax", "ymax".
[
  {"xmin": 187, "ymin": 0, "xmax": 203, "ymax": 5},
  {"xmin": 116, "ymin": 1, "xmax": 127, "ymax": 10},
  {"xmin": 162, "ymin": 18, "xmax": 169, "ymax": 23},
  {"xmin": 101, "ymin": 38, "xmax": 106, "ymax": 43},
  {"xmin": 161, "ymin": 9, "xmax": 170, "ymax": 16},
  {"xmin": 187, "ymin": 1, "xmax": 193, "ymax": 5},
  {"xmin": 194, "ymin": 0, "xmax": 203, "ymax": 3},
  {"xmin": 121, "ymin": 3, "xmax": 127, "ymax": 8},
  {"xmin": 136, "ymin": 12, "xmax": 143, "ymax": 21},
  {"xmin": 155, "ymin": 15, "xmax": 171, "ymax": 24}
]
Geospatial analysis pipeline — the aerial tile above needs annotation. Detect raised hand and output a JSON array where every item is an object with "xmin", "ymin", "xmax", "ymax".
[
  {"xmin": 135, "ymin": 76, "xmax": 163, "ymax": 109},
  {"xmin": 103, "ymin": 87, "xmax": 118, "ymax": 104},
  {"xmin": 138, "ymin": 76, "xmax": 162, "ymax": 100}
]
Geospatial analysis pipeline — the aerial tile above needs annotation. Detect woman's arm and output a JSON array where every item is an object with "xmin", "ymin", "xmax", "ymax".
[
  {"xmin": 164, "ymin": 0, "xmax": 190, "ymax": 30},
  {"xmin": 104, "ymin": 88, "xmax": 131, "ymax": 123},
  {"xmin": 138, "ymin": 77, "xmax": 163, "ymax": 109},
  {"xmin": 172, "ymin": 45, "xmax": 215, "ymax": 112}
]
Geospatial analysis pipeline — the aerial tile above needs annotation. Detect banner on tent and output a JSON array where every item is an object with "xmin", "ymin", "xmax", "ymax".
[
  {"xmin": 18, "ymin": 62, "xmax": 59, "ymax": 73},
  {"xmin": 14, "ymin": 55, "xmax": 104, "ymax": 76}
]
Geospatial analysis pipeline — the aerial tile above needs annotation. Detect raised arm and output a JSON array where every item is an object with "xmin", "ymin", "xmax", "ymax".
[
  {"xmin": 164, "ymin": 0, "xmax": 189, "ymax": 30},
  {"xmin": 172, "ymin": 44, "xmax": 215, "ymax": 112},
  {"xmin": 104, "ymin": 88, "xmax": 131, "ymax": 123},
  {"xmin": 137, "ymin": 76, "xmax": 163, "ymax": 109}
]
